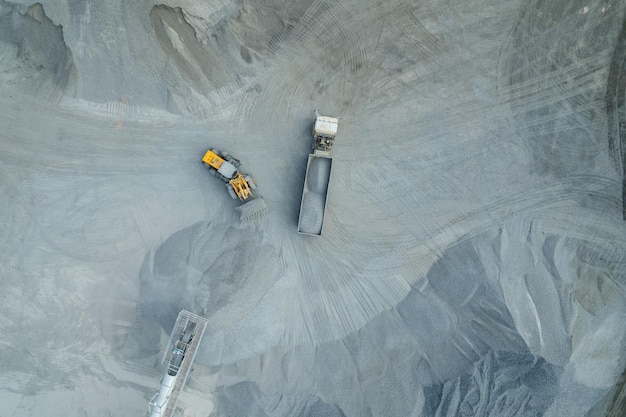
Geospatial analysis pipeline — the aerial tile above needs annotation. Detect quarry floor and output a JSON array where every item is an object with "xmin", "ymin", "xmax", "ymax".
[{"xmin": 1, "ymin": 0, "xmax": 626, "ymax": 416}]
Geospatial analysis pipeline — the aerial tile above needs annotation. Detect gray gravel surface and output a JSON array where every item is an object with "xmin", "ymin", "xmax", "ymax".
[{"xmin": 0, "ymin": 0, "xmax": 625, "ymax": 416}]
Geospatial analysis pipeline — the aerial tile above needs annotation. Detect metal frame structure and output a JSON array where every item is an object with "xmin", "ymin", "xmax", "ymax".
[{"xmin": 148, "ymin": 310, "xmax": 208, "ymax": 417}]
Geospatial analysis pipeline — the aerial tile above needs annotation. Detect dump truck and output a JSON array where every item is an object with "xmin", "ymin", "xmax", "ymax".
[
  {"xmin": 202, "ymin": 149, "xmax": 267, "ymax": 221},
  {"xmin": 297, "ymin": 114, "xmax": 338, "ymax": 235}
]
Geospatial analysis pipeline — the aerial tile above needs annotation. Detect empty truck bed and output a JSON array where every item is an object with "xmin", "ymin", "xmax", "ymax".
[{"xmin": 297, "ymin": 154, "xmax": 332, "ymax": 235}]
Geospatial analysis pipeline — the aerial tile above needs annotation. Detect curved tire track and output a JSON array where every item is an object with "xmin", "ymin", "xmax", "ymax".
[{"xmin": 606, "ymin": 15, "xmax": 626, "ymax": 220}]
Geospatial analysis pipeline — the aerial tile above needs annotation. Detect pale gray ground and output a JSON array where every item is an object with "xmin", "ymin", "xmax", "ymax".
[{"xmin": 0, "ymin": 0, "xmax": 626, "ymax": 416}]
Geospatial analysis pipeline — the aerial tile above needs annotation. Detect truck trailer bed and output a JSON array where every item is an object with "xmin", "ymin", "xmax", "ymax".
[{"xmin": 297, "ymin": 154, "xmax": 332, "ymax": 235}]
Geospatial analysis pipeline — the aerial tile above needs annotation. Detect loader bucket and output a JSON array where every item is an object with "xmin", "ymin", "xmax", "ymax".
[{"xmin": 236, "ymin": 197, "xmax": 268, "ymax": 222}]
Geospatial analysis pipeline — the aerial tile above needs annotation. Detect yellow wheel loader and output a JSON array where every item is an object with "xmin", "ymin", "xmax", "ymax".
[{"xmin": 202, "ymin": 149, "xmax": 267, "ymax": 221}]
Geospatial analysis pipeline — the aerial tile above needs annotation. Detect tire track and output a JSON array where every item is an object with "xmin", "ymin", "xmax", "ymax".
[
  {"xmin": 344, "ymin": 173, "xmax": 624, "ymax": 263},
  {"xmin": 438, "ymin": 176, "xmax": 624, "ymax": 247},
  {"xmin": 496, "ymin": 0, "xmax": 625, "ymax": 194},
  {"xmin": 498, "ymin": 1, "xmax": 622, "ymax": 104},
  {"xmin": 287, "ymin": 224, "xmax": 417, "ymax": 346},
  {"xmin": 33, "ymin": 185, "xmax": 146, "ymax": 263},
  {"xmin": 500, "ymin": 53, "xmax": 609, "ymax": 112},
  {"xmin": 606, "ymin": 13, "xmax": 626, "ymax": 219},
  {"xmin": 401, "ymin": 0, "xmax": 445, "ymax": 59},
  {"xmin": 233, "ymin": 0, "xmax": 372, "ymax": 124},
  {"xmin": 0, "ymin": 175, "xmax": 33, "ymax": 263}
]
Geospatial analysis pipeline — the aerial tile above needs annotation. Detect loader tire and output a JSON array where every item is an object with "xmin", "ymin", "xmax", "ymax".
[
  {"xmin": 246, "ymin": 176, "xmax": 257, "ymax": 190},
  {"xmin": 226, "ymin": 155, "xmax": 241, "ymax": 168},
  {"xmin": 227, "ymin": 184, "xmax": 238, "ymax": 199}
]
